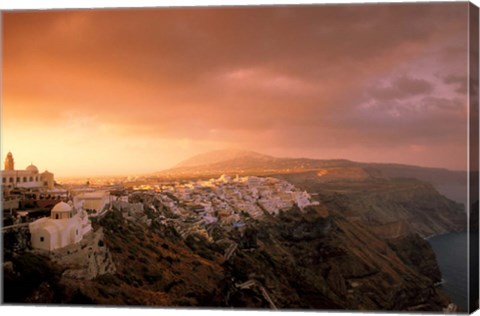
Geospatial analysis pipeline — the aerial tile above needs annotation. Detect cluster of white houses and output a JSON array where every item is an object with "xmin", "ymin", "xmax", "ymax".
[{"xmin": 153, "ymin": 174, "xmax": 319, "ymax": 222}]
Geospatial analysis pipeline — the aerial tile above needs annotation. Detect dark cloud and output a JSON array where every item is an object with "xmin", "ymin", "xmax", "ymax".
[
  {"xmin": 3, "ymin": 2, "xmax": 470, "ymax": 170},
  {"xmin": 444, "ymin": 74, "xmax": 468, "ymax": 94},
  {"xmin": 368, "ymin": 76, "xmax": 433, "ymax": 101}
]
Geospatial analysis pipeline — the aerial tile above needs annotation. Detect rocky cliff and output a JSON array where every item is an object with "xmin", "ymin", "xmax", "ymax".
[
  {"xmin": 46, "ymin": 228, "xmax": 116, "ymax": 280},
  {"xmin": 276, "ymin": 174, "xmax": 466, "ymax": 238},
  {"xmin": 3, "ymin": 228, "xmax": 116, "ymax": 304},
  {"xmin": 3, "ymin": 195, "xmax": 453, "ymax": 311}
]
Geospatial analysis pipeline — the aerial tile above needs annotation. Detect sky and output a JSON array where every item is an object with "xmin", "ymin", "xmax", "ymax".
[{"xmin": 1, "ymin": 2, "xmax": 471, "ymax": 177}]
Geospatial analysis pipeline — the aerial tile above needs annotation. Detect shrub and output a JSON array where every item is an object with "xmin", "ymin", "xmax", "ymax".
[
  {"xmin": 4, "ymin": 253, "xmax": 61, "ymax": 303},
  {"xmin": 96, "ymin": 273, "xmax": 121, "ymax": 286},
  {"xmin": 144, "ymin": 271, "xmax": 163, "ymax": 284}
]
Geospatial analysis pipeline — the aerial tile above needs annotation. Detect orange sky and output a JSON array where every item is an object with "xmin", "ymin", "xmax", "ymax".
[{"xmin": 1, "ymin": 3, "xmax": 470, "ymax": 177}]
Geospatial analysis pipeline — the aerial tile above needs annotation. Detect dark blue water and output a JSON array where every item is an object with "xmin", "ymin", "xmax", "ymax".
[{"xmin": 428, "ymin": 232, "xmax": 469, "ymax": 311}]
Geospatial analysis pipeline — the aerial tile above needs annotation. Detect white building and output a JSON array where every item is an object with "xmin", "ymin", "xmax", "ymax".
[
  {"xmin": 73, "ymin": 190, "xmax": 110, "ymax": 215},
  {"xmin": 246, "ymin": 176, "xmax": 263, "ymax": 187},
  {"xmin": 29, "ymin": 201, "xmax": 92, "ymax": 251},
  {"xmin": 1, "ymin": 152, "xmax": 55, "ymax": 189}
]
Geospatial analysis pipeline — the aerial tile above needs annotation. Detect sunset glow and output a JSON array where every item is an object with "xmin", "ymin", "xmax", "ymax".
[{"xmin": 2, "ymin": 3, "xmax": 469, "ymax": 177}]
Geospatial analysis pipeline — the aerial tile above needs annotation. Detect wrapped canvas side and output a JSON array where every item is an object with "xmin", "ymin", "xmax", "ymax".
[{"xmin": 469, "ymin": 2, "xmax": 479, "ymax": 314}]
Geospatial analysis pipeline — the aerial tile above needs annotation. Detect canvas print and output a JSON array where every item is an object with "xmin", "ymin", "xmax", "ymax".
[{"xmin": 1, "ymin": 1, "xmax": 479, "ymax": 313}]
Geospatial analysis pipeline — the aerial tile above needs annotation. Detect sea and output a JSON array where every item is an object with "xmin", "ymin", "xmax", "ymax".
[{"xmin": 428, "ymin": 231, "xmax": 478, "ymax": 312}]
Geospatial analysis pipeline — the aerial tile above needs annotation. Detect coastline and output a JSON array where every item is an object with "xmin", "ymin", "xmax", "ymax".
[{"xmin": 428, "ymin": 231, "xmax": 470, "ymax": 312}]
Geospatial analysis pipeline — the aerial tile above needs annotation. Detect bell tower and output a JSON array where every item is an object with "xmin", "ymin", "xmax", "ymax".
[{"xmin": 4, "ymin": 152, "xmax": 14, "ymax": 171}]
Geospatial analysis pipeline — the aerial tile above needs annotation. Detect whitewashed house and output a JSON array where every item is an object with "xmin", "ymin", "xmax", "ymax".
[
  {"xmin": 73, "ymin": 190, "xmax": 110, "ymax": 215},
  {"xmin": 29, "ymin": 201, "xmax": 92, "ymax": 251}
]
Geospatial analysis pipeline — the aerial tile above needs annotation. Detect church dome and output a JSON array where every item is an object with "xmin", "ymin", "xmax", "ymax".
[
  {"xmin": 51, "ymin": 201, "xmax": 72, "ymax": 213},
  {"xmin": 26, "ymin": 164, "xmax": 39, "ymax": 173}
]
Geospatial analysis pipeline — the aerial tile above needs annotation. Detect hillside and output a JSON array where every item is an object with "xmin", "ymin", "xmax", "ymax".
[
  {"xmin": 3, "ymin": 193, "xmax": 452, "ymax": 310},
  {"xmin": 176, "ymin": 149, "xmax": 276, "ymax": 168},
  {"xmin": 275, "ymin": 173, "xmax": 466, "ymax": 238}
]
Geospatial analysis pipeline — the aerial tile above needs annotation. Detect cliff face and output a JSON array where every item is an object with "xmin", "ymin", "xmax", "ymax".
[
  {"xmin": 270, "ymin": 173, "xmax": 465, "ymax": 309},
  {"xmin": 2, "ymin": 196, "xmax": 450, "ymax": 311},
  {"xmin": 46, "ymin": 228, "xmax": 116, "ymax": 280},
  {"xmin": 387, "ymin": 234, "xmax": 442, "ymax": 283},
  {"xmin": 2, "ymin": 228, "xmax": 116, "ymax": 304},
  {"xmin": 237, "ymin": 210, "xmax": 448, "ymax": 311},
  {"xmin": 276, "ymin": 174, "xmax": 466, "ymax": 238}
]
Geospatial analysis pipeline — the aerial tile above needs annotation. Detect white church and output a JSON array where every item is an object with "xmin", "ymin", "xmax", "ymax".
[
  {"xmin": 29, "ymin": 201, "xmax": 93, "ymax": 251},
  {"xmin": 1, "ymin": 152, "xmax": 55, "ymax": 189}
]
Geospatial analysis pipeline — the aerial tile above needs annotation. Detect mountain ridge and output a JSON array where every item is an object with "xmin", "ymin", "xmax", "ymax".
[
  {"xmin": 154, "ymin": 149, "xmax": 467, "ymax": 206},
  {"xmin": 164, "ymin": 148, "xmax": 465, "ymax": 174},
  {"xmin": 175, "ymin": 149, "xmax": 277, "ymax": 168}
]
